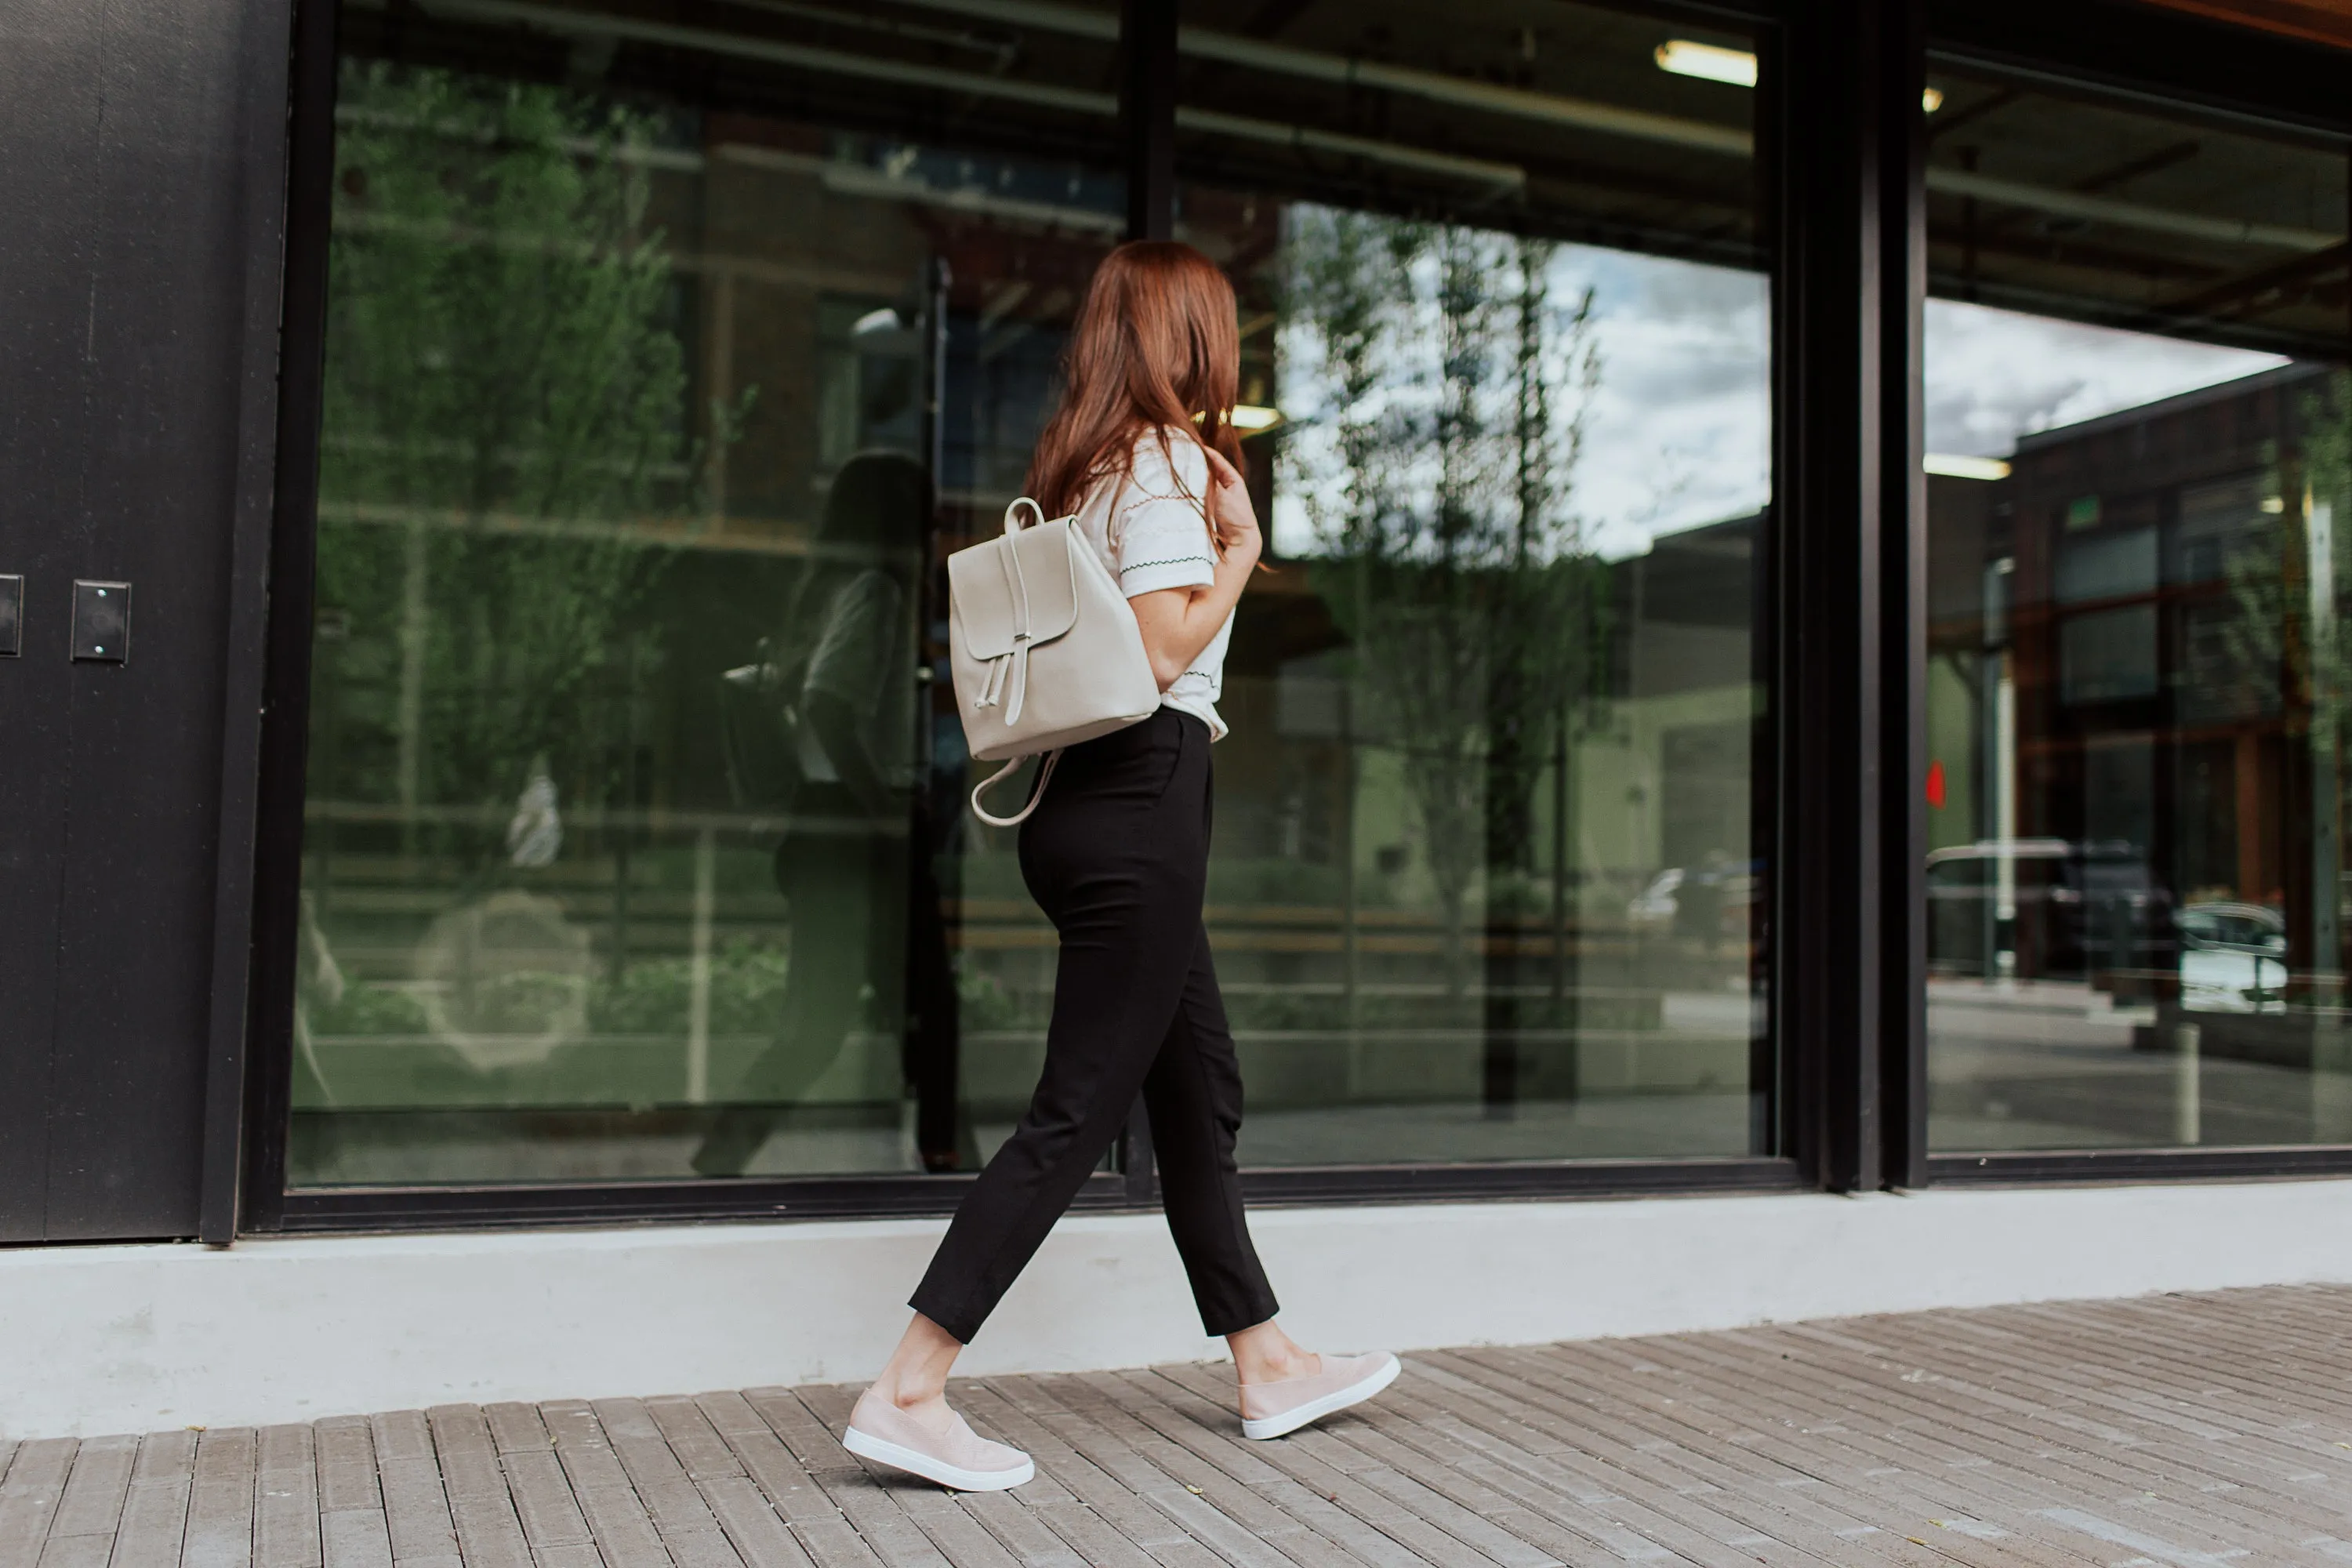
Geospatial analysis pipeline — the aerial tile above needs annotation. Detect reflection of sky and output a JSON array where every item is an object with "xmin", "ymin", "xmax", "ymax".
[
  {"xmin": 1268, "ymin": 247, "xmax": 2292, "ymax": 564},
  {"xmin": 1272, "ymin": 238, "xmax": 1770, "ymax": 562},
  {"xmin": 1578, "ymin": 250, "xmax": 1771, "ymax": 557},
  {"xmin": 1924, "ymin": 299, "xmax": 2288, "ymax": 459}
]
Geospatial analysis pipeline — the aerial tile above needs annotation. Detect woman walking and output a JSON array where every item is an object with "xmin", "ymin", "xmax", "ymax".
[{"xmin": 841, "ymin": 241, "xmax": 1397, "ymax": 1491}]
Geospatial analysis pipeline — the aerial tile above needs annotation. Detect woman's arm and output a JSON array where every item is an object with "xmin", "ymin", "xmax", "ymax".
[{"xmin": 1129, "ymin": 446, "xmax": 1261, "ymax": 690}]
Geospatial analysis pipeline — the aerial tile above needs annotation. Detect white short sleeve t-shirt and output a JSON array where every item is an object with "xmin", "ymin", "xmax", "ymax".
[{"xmin": 1073, "ymin": 428, "xmax": 1232, "ymax": 739}]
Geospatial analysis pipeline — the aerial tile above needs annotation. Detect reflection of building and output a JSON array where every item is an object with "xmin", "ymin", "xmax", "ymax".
[
  {"xmin": 1611, "ymin": 515, "xmax": 1764, "ymax": 881},
  {"xmin": 1928, "ymin": 365, "xmax": 2333, "ymax": 980}
]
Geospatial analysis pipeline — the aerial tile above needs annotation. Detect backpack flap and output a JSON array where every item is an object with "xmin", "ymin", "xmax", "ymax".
[
  {"xmin": 948, "ymin": 521, "xmax": 1080, "ymax": 658},
  {"xmin": 948, "ymin": 519, "xmax": 1081, "ymax": 724}
]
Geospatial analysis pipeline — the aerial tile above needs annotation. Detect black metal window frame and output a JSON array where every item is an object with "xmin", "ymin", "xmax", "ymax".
[{"xmin": 216, "ymin": 0, "xmax": 2352, "ymax": 1244}]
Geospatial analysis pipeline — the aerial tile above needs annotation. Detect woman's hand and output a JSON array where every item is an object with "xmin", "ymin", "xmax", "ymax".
[{"xmin": 1203, "ymin": 446, "xmax": 1262, "ymax": 566}]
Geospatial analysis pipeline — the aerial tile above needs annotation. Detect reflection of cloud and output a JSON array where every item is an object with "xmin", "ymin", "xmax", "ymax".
[
  {"xmin": 1273, "ymin": 227, "xmax": 1771, "ymax": 562},
  {"xmin": 1577, "ymin": 249, "xmax": 1769, "ymax": 557},
  {"xmin": 1925, "ymin": 299, "xmax": 2288, "ymax": 459}
]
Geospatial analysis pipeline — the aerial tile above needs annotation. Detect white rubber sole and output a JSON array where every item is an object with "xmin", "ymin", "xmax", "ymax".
[
  {"xmin": 1241, "ymin": 1353, "xmax": 1401, "ymax": 1441},
  {"xmin": 842, "ymin": 1425, "xmax": 1035, "ymax": 1491}
]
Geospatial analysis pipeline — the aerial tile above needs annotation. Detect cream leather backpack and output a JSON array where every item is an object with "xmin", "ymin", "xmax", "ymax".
[{"xmin": 949, "ymin": 496, "xmax": 1161, "ymax": 826}]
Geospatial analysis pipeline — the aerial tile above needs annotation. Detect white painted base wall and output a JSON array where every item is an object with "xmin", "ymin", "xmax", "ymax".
[{"xmin": 7, "ymin": 1180, "xmax": 2352, "ymax": 1439}]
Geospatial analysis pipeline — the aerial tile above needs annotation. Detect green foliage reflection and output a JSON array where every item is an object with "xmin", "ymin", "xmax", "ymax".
[{"xmin": 314, "ymin": 62, "xmax": 718, "ymax": 874}]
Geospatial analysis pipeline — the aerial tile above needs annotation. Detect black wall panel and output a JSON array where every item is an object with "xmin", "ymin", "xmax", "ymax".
[
  {"xmin": 0, "ymin": 0, "xmax": 291, "ymax": 1241},
  {"xmin": 0, "ymin": 0, "xmax": 103, "ymax": 1242}
]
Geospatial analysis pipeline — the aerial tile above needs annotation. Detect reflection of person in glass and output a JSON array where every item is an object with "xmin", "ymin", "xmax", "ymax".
[
  {"xmin": 694, "ymin": 452, "xmax": 925, "ymax": 1178},
  {"xmin": 839, "ymin": 243, "xmax": 1397, "ymax": 1493}
]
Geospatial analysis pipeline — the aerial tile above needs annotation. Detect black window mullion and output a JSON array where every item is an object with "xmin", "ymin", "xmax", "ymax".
[
  {"xmin": 1774, "ymin": 0, "xmax": 1923, "ymax": 1195},
  {"xmin": 238, "ymin": 0, "xmax": 343, "ymax": 1240},
  {"xmin": 1882, "ymin": 0, "xmax": 1931, "ymax": 1192}
]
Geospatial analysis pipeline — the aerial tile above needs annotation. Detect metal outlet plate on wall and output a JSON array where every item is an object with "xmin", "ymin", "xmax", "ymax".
[{"xmin": 70, "ymin": 580, "xmax": 129, "ymax": 662}]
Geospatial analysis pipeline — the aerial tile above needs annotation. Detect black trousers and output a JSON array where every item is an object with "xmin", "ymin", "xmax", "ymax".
[{"xmin": 910, "ymin": 709, "xmax": 1280, "ymax": 1343}]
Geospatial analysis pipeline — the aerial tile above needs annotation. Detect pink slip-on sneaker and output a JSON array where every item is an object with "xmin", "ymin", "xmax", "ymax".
[
  {"xmin": 1238, "ymin": 1351, "xmax": 1400, "ymax": 1440},
  {"xmin": 843, "ymin": 1391, "xmax": 1036, "ymax": 1491}
]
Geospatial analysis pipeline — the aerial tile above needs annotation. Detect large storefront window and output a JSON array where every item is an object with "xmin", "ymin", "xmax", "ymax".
[
  {"xmin": 1921, "ymin": 63, "xmax": 2352, "ymax": 1150},
  {"xmin": 293, "ymin": 0, "xmax": 1122, "ymax": 1184},
  {"xmin": 1158, "ymin": 0, "xmax": 1772, "ymax": 1163},
  {"xmin": 289, "ymin": 0, "xmax": 1772, "ymax": 1191}
]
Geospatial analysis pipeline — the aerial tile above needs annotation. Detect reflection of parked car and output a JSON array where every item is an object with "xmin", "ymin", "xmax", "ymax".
[
  {"xmin": 1626, "ymin": 862, "xmax": 1760, "ymax": 939},
  {"xmin": 2176, "ymin": 902, "xmax": 2287, "ymax": 1013},
  {"xmin": 1926, "ymin": 839, "xmax": 2175, "ymax": 978},
  {"xmin": 1627, "ymin": 869, "xmax": 1682, "ymax": 930}
]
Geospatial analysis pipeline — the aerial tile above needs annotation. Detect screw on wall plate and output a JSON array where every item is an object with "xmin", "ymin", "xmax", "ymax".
[{"xmin": 71, "ymin": 579, "xmax": 131, "ymax": 663}]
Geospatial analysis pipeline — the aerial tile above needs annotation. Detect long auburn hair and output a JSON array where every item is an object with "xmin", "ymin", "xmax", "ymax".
[{"xmin": 1025, "ymin": 241, "xmax": 1247, "ymax": 522}]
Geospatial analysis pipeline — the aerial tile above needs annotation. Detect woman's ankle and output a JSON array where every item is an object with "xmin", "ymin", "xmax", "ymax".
[
  {"xmin": 869, "ymin": 1372, "xmax": 946, "ymax": 1410},
  {"xmin": 868, "ymin": 1311, "xmax": 963, "ymax": 1412},
  {"xmin": 1238, "ymin": 1347, "xmax": 1319, "ymax": 1384},
  {"xmin": 1229, "ymin": 1319, "xmax": 1319, "ymax": 1385}
]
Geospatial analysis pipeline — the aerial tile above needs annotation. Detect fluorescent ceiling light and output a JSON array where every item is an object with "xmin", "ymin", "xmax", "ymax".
[
  {"xmin": 1925, "ymin": 452, "xmax": 2011, "ymax": 481},
  {"xmin": 851, "ymin": 307, "xmax": 902, "ymax": 335},
  {"xmin": 1657, "ymin": 40, "xmax": 1944, "ymax": 111},
  {"xmin": 1654, "ymin": 40, "xmax": 1755, "ymax": 88}
]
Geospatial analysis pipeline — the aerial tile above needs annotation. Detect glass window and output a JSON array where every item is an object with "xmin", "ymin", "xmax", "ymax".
[
  {"xmin": 292, "ymin": 0, "xmax": 1777, "ymax": 1190},
  {"xmin": 1920, "ymin": 60, "xmax": 2352, "ymax": 1151},
  {"xmin": 292, "ymin": 0, "xmax": 1122, "ymax": 1185},
  {"xmin": 1108, "ymin": 0, "xmax": 1775, "ymax": 1164}
]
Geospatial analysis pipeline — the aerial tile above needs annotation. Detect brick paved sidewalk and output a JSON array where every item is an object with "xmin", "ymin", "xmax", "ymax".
[{"xmin": 5, "ymin": 1286, "xmax": 2351, "ymax": 1567}]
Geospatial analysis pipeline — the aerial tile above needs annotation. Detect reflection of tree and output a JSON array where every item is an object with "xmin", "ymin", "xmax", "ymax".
[
  {"xmin": 2227, "ymin": 377, "xmax": 2350, "ymax": 670},
  {"xmin": 314, "ymin": 63, "xmax": 728, "ymax": 876},
  {"xmin": 1286, "ymin": 209, "xmax": 1608, "ymax": 998},
  {"xmin": 2226, "ymin": 370, "xmax": 2350, "ymax": 972}
]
